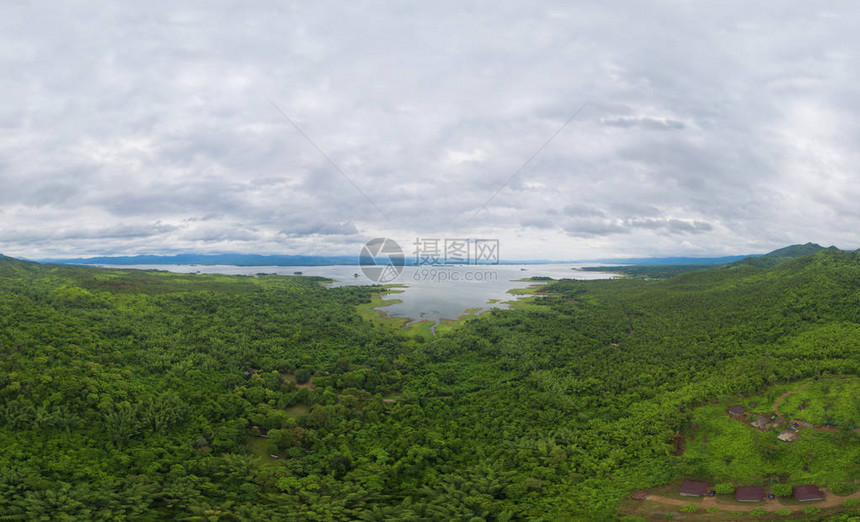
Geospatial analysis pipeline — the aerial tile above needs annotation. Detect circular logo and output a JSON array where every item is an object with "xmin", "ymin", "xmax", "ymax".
[{"xmin": 359, "ymin": 238, "xmax": 404, "ymax": 283}]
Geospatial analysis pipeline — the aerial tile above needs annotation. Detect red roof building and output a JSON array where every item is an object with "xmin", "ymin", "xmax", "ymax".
[
  {"xmin": 793, "ymin": 485, "xmax": 825, "ymax": 502},
  {"xmin": 736, "ymin": 486, "xmax": 765, "ymax": 502},
  {"xmin": 679, "ymin": 480, "xmax": 710, "ymax": 497}
]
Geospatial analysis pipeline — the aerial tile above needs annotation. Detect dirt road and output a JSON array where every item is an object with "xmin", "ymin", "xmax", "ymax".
[{"xmin": 644, "ymin": 489, "xmax": 860, "ymax": 513}]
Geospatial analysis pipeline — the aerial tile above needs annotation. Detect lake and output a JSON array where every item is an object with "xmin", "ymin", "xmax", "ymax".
[{"xmin": 93, "ymin": 264, "xmax": 616, "ymax": 324}]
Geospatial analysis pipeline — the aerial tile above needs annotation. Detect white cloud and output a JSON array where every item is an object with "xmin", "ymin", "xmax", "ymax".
[
  {"xmin": 0, "ymin": 0, "xmax": 858, "ymax": 259},
  {"xmin": 443, "ymin": 148, "xmax": 487, "ymax": 166}
]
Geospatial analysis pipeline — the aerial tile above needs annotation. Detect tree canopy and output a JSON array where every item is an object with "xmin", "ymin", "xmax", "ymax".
[{"xmin": 0, "ymin": 250, "xmax": 857, "ymax": 519}]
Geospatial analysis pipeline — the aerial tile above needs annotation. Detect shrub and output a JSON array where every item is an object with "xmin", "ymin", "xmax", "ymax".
[
  {"xmin": 714, "ymin": 483, "xmax": 735, "ymax": 495},
  {"xmin": 706, "ymin": 507, "xmax": 720, "ymax": 513},
  {"xmin": 295, "ymin": 368, "xmax": 312, "ymax": 384},
  {"xmin": 775, "ymin": 509, "xmax": 791, "ymax": 516},
  {"xmin": 680, "ymin": 505, "xmax": 698, "ymax": 513},
  {"xmin": 771, "ymin": 483, "xmax": 793, "ymax": 497},
  {"xmin": 749, "ymin": 508, "xmax": 767, "ymax": 517},
  {"xmin": 831, "ymin": 482, "xmax": 855, "ymax": 496},
  {"xmin": 844, "ymin": 498, "xmax": 860, "ymax": 508},
  {"xmin": 802, "ymin": 506, "xmax": 820, "ymax": 515}
]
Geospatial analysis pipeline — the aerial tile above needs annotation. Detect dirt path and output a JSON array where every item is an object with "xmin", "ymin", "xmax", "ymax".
[
  {"xmin": 645, "ymin": 489, "xmax": 860, "ymax": 512},
  {"xmin": 771, "ymin": 377, "xmax": 860, "ymax": 432},
  {"xmin": 294, "ymin": 380, "xmax": 314, "ymax": 391},
  {"xmin": 771, "ymin": 381, "xmax": 811, "ymax": 421}
]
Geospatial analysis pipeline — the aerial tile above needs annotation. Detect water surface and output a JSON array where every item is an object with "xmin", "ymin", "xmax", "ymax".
[{"xmin": 94, "ymin": 263, "xmax": 615, "ymax": 323}]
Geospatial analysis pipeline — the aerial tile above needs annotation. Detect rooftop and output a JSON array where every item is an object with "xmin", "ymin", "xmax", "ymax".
[
  {"xmin": 751, "ymin": 415, "xmax": 770, "ymax": 429},
  {"xmin": 736, "ymin": 486, "xmax": 765, "ymax": 502},
  {"xmin": 679, "ymin": 480, "xmax": 710, "ymax": 497},
  {"xmin": 793, "ymin": 485, "xmax": 825, "ymax": 502},
  {"xmin": 778, "ymin": 430, "xmax": 798, "ymax": 442}
]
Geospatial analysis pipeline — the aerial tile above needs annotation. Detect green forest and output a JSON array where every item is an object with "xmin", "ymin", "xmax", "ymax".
[{"xmin": 0, "ymin": 249, "xmax": 858, "ymax": 520}]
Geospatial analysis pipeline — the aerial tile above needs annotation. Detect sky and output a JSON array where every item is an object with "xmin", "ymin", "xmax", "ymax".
[{"xmin": 1, "ymin": 1, "xmax": 859, "ymax": 260}]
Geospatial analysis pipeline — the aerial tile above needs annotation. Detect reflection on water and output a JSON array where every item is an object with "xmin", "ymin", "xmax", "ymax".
[{"xmin": 93, "ymin": 264, "xmax": 615, "ymax": 324}]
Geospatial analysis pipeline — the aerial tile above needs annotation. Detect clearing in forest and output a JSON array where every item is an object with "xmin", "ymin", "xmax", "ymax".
[
  {"xmin": 679, "ymin": 381, "xmax": 859, "ymax": 495},
  {"xmin": 776, "ymin": 378, "xmax": 860, "ymax": 430}
]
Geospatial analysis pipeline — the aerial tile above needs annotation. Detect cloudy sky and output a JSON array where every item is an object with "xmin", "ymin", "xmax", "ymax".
[{"xmin": 2, "ymin": 1, "xmax": 858, "ymax": 260}]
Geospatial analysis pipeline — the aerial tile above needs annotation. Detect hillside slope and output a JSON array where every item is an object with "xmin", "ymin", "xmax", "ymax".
[
  {"xmin": 730, "ymin": 242, "xmax": 840, "ymax": 269},
  {"xmin": 0, "ymin": 249, "xmax": 857, "ymax": 519}
]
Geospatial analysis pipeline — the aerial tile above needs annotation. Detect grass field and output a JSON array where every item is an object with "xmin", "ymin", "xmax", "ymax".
[
  {"xmin": 284, "ymin": 404, "xmax": 309, "ymax": 418},
  {"xmin": 246, "ymin": 436, "xmax": 282, "ymax": 468},
  {"xmin": 779, "ymin": 379, "xmax": 860, "ymax": 429},
  {"xmin": 505, "ymin": 282, "xmax": 548, "ymax": 295},
  {"xmin": 354, "ymin": 286, "xmax": 410, "ymax": 329},
  {"xmin": 681, "ymin": 381, "xmax": 860, "ymax": 495}
]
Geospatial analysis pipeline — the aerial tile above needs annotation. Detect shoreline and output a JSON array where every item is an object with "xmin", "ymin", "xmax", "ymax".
[{"xmin": 361, "ymin": 279, "xmax": 552, "ymax": 337}]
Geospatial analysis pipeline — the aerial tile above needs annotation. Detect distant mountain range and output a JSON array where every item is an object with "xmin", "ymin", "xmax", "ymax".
[
  {"xmin": 24, "ymin": 242, "xmax": 842, "ymax": 267},
  {"xmin": 586, "ymin": 254, "xmax": 756, "ymax": 266}
]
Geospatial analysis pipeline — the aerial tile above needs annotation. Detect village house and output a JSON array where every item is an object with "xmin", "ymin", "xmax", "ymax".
[
  {"xmin": 735, "ymin": 486, "xmax": 765, "ymax": 502},
  {"xmin": 679, "ymin": 480, "xmax": 710, "ymax": 497},
  {"xmin": 793, "ymin": 485, "xmax": 825, "ymax": 502}
]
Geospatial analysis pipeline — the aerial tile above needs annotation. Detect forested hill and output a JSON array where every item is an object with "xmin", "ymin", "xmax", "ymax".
[
  {"xmin": 728, "ymin": 242, "xmax": 840, "ymax": 269},
  {"xmin": 0, "ymin": 253, "xmax": 39, "ymax": 263},
  {"xmin": 0, "ymin": 249, "xmax": 857, "ymax": 519},
  {"xmin": 0, "ymin": 256, "xmax": 45, "ymax": 282}
]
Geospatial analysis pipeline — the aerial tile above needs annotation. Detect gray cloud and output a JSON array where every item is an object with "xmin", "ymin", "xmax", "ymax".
[
  {"xmin": 0, "ymin": 222, "xmax": 177, "ymax": 243},
  {"xmin": 601, "ymin": 116, "xmax": 686, "ymax": 130},
  {"xmin": 521, "ymin": 218, "xmax": 557, "ymax": 230},
  {"xmin": 282, "ymin": 222, "xmax": 360, "ymax": 237},
  {"xmin": 562, "ymin": 216, "xmax": 713, "ymax": 238},
  {"xmin": 0, "ymin": 1, "xmax": 858, "ymax": 259},
  {"xmin": 563, "ymin": 204, "xmax": 606, "ymax": 218},
  {"xmin": 563, "ymin": 220, "xmax": 626, "ymax": 238},
  {"xmin": 626, "ymin": 218, "xmax": 713, "ymax": 234}
]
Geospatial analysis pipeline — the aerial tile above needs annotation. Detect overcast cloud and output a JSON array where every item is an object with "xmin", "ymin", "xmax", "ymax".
[{"xmin": 1, "ymin": 1, "xmax": 858, "ymax": 259}]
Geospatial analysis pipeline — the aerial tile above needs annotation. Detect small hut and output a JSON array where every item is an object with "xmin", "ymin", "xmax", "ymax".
[
  {"xmin": 736, "ymin": 486, "xmax": 765, "ymax": 502},
  {"xmin": 793, "ymin": 485, "xmax": 825, "ymax": 502},
  {"xmin": 778, "ymin": 430, "xmax": 798, "ymax": 442},
  {"xmin": 728, "ymin": 405, "xmax": 745, "ymax": 417},
  {"xmin": 679, "ymin": 480, "xmax": 710, "ymax": 497},
  {"xmin": 751, "ymin": 416, "xmax": 770, "ymax": 430}
]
